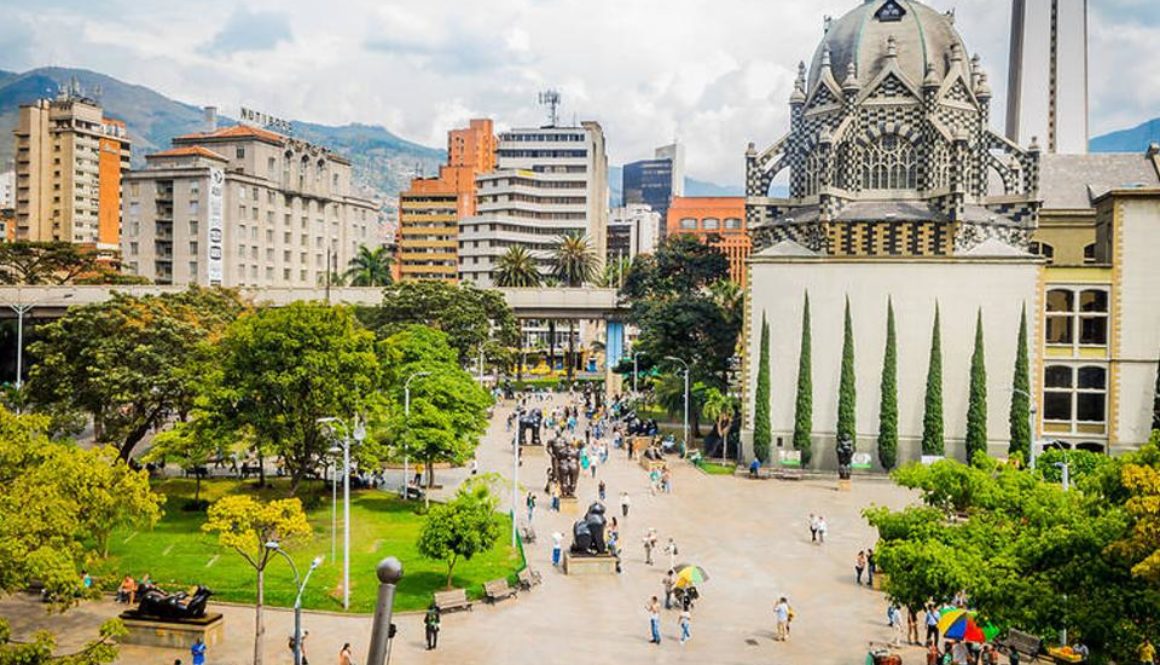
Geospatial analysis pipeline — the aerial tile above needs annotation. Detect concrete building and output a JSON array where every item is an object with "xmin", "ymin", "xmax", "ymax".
[
  {"xmin": 459, "ymin": 122, "xmax": 609, "ymax": 286},
  {"xmin": 121, "ymin": 122, "xmax": 376, "ymax": 287},
  {"xmin": 667, "ymin": 196, "xmax": 750, "ymax": 285},
  {"xmin": 0, "ymin": 170, "xmax": 13, "ymax": 209},
  {"xmin": 14, "ymin": 92, "xmax": 131, "ymax": 249},
  {"xmin": 740, "ymin": 0, "xmax": 1160, "ymax": 470},
  {"xmin": 398, "ymin": 119, "xmax": 496, "ymax": 281},
  {"xmin": 608, "ymin": 204, "xmax": 660, "ymax": 263},
  {"xmin": 1006, "ymin": 0, "xmax": 1089, "ymax": 154},
  {"xmin": 623, "ymin": 143, "xmax": 684, "ymax": 230}
]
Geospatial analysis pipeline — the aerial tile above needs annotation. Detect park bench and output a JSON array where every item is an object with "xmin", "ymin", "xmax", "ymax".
[
  {"xmin": 519, "ymin": 524, "xmax": 537, "ymax": 544},
  {"xmin": 773, "ymin": 468, "xmax": 804, "ymax": 481},
  {"xmin": 483, "ymin": 578, "xmax": 517, "ymax": 603},
  {"xmin": 1002, "ymin": 628, "xmax": 1043, "ymax": 661},
  {"xmin": 433, "ymin": 588, "xmax": 473, "ymax": 613},
  {"xmin": 516, "ymin": 568, "xmax": 542, "ymax": 591}
]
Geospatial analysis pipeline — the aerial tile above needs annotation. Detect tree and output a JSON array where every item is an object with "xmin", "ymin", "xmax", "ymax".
[
  {"xmin": 965, "ymin": 309, "xmax": 989, "ymax": 462},
  {"xmin": 837, "ymin": 296, "xmax": 857, "ymax": 448},
  {"xmin": 753, "ymin": 314, "xmax": 773, "ymax": 464},
  {"xmin": 1107, "ymin": 439, "xmax": 1160, "ymax": 584},
  {"xmin": 0, "ymin": 618, "xmax": 124, "ymax": 664},
  {"xmin": 701, "ymin": 387, "xmax": 738, "ymax": 461},
  {"xmin": 417, "ymin": 480, "xmax": 503, "ymax": 588},
  {"xmin": 0, "ymin": 242, "xmax": 102, "ymax": 285},
  {"xmin": 369, "ymin": 280, "xmax": 518, "ymax": 367},
  {"xmin": 342, "ymin": 245, "xmax": 394, "ymax": 287},
  {"xmin": 26, "ymin": 287, "xmax": 246, "ymax": 459},
  {"xmin": 203, "ymin": 496, "xmax": 311, "ymax": 665},
  {"xmin": 1009, "ymin": 305, "xmax": 1032, "ymax": 460},
  {"xmin": 495, "ymin": 246, "xmax": 542, "ymax": 288},
  {"xmin": 922, "ymin": 304, "xmax": 945, "ymax": 456},
  {"xmin": 553, "ymin": 234, "xmax": 599, "ymax": 380},
  {"xmin": 177, "ymin": 303, "xmax": 382, "ymax": 493},
  {"xmin": 596, "ymin": 254, "xmax": 632, "ymax": 289},
  {"xmin": 878, "ymin": 298, "xmax": 899, "ymax": 470},
  {"xmin": 793, "ymin": 292, "xmax": 814, "ymax": 465}
]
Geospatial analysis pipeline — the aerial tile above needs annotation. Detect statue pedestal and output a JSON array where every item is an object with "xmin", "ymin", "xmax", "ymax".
[
  {"xmin": 559, "ymin": 496, "xmax": 581, "ymax": 516},
  {"xmin": 628, "ymin": 437, "xmax": 652, "ymax": 458},
  {"xmin": 837, "ymin": 479, "xmax": 853, "ymax": 492},
  {"xmin": 520, "ymin": 444, "xmax": 546, "ymax": 457},
  {"xmin": 119, "ymin": 612, "xmax": 225, "ymax": 649},
  {"xmin": 639, "ymin": 458, "xmax": 666, "ymax": 473},
  {"xmin": 563, "ymin": 552, "xmax": 618, "ymax": 576}
]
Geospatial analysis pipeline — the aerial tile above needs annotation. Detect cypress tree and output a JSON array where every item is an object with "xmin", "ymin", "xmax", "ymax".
[
  {"xmin": 965, "ymin": 309, "xmax": 988, "ymax": 462},
  {"xmin": 753, "ymin": 314, "xmax": 773, "ymax": 463},
  {"xmin": 877, "ymin": 298, "xmax": 898, "ymax": 470},
  {"xmin": 921, "ymin": 303, "xmax": 945, "ymax": 455},
  {"xmin": 793, "ymin": 292, "xmax": 813, "ymax": 465},
  {"xmin": 1008, "ymin": 305, "xmax": 1031, "ymax": 461},
  {"xmin": 837, "ymin": 296, "xmax": 857, "ymax": 448}
]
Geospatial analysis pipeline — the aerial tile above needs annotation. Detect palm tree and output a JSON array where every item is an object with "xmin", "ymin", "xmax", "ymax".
[
  {"xmin": 495, "ymin": 246, "xmax": 543, "ymax": 288},
  {"xmin": 553, "ymin": 234, "xmax": 599, "ymax": 381},
  {"xmin": 701, "ymin": 387, "xmax": 739, "ymax": 462},
  {"xmin": 596, "ymin": 255, "xmax": 632, "ymax": 289},
  {"xmin": 343, "ymin": 245, "xmax": 394, "ymax": 286}
]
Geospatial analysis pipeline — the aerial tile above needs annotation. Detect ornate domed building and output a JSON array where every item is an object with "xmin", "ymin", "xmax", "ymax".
[{"xmin": 741, "ymin": 0, "xmax": 1160, "ymax": 468}]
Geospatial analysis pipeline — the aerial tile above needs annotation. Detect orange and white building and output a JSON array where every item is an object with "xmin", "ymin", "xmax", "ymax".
[{"xmin": 666, "ymin": 196, "xmax": 750, "ymax": 285}]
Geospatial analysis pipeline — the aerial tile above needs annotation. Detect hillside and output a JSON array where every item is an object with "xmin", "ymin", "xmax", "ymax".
[
  {"xmin": 1090, "ymin": 118, "xmax": 1160, "ymax": 153},
  {"xmin": 0, "ymin": 67, "xmax": 444, "ymax": 201}
]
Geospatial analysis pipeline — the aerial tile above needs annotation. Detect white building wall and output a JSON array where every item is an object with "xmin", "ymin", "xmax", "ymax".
[
  {"xmin": 1055, "ymin": 0, "xmax": 1089, "ymax": 154},
  {"xmin": 1007, "ymin": 0, "xmax": 1088, "ymax": 153}
]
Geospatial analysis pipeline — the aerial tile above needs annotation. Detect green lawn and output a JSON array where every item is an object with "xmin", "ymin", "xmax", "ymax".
[
  {"xmin": 699, "ymin": 462, "xmax": 737, "ymax": 476},
  {"xmin": 90, "ymin": 478, "xmax": 522, "ymax": 613}
]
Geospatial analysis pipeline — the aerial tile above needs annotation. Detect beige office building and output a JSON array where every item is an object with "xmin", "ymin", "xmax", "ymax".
[
  {"xmin": 14, "ymin": 94, "xmax": 131, "ymax": 249},
  {"xmin": 121, "ymin": 123, "xmax": 377, "ymax": 287}
]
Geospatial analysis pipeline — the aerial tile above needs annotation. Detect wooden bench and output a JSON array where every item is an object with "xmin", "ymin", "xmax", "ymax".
[
  {"xmin": 433, "ymin": 588, "xmax": 473, "ymax": 613},
  {"xmin": 1001, "ymin": 628, "xmax": 1043, "ymax": 661},
  {"xmin": 516, "ymin": 568, "xmax": 542, "ymax": 590},
  {"xmin": 483, "ymin": 578, "xmax": 517, "ymax": 603}
]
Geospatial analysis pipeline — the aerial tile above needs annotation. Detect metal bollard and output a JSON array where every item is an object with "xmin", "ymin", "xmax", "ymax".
[{"xmin": 366, "ymin": 557, "xmax": 403, "ymax": 665}]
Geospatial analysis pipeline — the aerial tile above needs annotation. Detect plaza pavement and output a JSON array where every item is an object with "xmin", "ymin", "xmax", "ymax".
[{"xmin": 1, "ymin": 394, "xmax": 923, "ymax": 664}]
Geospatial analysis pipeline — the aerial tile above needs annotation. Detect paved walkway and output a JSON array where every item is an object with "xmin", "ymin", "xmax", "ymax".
[{"xmin": 2, "ymin": 394, "xmax": 922, "ymax": 664}]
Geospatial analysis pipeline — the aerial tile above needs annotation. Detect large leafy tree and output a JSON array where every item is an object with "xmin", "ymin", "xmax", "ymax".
[
  {"xmin": 495, "ymin": 245, "xmax": 543, "ymax": 288},
  {"xmin": 176, "ymin": 303, "xmax": 382, "ymax": 493},
  {"xmin": 877, "ymin": 298, "xmax": 899, "ymax": 470},
  {"xmin": 417, "ymin": 480, "xmax": 503, "ymax": 588},
  {"xmin": 793, "ymin": 292, "xmax": 813, "ymax": 464},
  {"xmin": 753, "ymin": 314, "xmax": 773, "ymax": 464},
  {"xmin": 1107, "ymin": 436, "xmax": 1160, "ymax": 584},
  {"xmin": 837, "ymin": 296, "xmax": 857, "ymax": 448},
  {"xmin": 0, "ymin": 242, "xmax": 105, "ymax": 285},
  {"xmin": 203, "ymin": 496, "xmax": 311, "ymax": 665},
  {"xmin": 342, "ymin": 245, "xmax": 394, "ymax": 287},
  {"xmin": 965, "ymin": 309, "xmax": 989, "ymax": 462},
  {"xmin": 1009, "ymin": 305, "xmax": 1032, "ymax": 461},
  {"xmin": 921, "ymin": 304, "xmax": 945, "ymax": 455},
  {"xmin": 368, "ymin": 280, "xmax": 518, "ymax": 368},
  {"xmin": 26, "ymin": 287, "xmax": 246, "ymax": 459}
]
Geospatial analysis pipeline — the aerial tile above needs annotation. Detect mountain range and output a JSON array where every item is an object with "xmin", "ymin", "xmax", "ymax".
[{"xmin": 1089, "ymin": 118, "xmax": 1160, "ymax": 153}]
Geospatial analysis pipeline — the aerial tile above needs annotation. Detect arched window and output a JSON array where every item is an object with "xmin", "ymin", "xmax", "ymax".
[
  {"xmin": 805, "ymin": 151, "xmax": 821, "ymax": 196},
  {"xmin": 861, "ymin": 134, "xmax": 917, "ymax": 190},
  {"xmin": 1083, "ymin": 243, "xmax": 1097, "ymax": 264},
  {"xmin": 1029, "ymin": 241, "xmax": 1054, "ymax": 263},
  {"xmin": 702, "ymin": 218, "xmax": 720, "ymax": 230}
]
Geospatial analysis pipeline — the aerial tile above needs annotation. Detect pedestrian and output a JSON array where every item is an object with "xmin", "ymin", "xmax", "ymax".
[
  {"xmin": 867, "ymin": 548, "xmax": 876, "ymax": 586},
  {"xmin": 888, "ymin": 603, "xmax": 904, "ymax": 647},
  {"xmin": 925, "ymin": 603, "xmax": 940, "ymax": 644},
  {"xmin": 678, "ymin": 608, "xmax": 692, "ymax": 645},
  {"xmin": 662, "ymin": 468, "xmax": 672, "ymax": 493},
  {"xmin": 551, "ymin": 531, "xmax": 563, "ymax": 567},
  {"xmin": 774, "ymin": 597, "xmax": 790, "ymax": 641},
  {"xmin": 816, "ymin": 515, "xmax": 828, "ymax": 543},
  {"xmin": 808, "ymin": 513, "xmax": 818, "ymax": 542},
  {"xmin": 288, "ymin": 630, "xmax": 310, "ymax": 664},
  {"xmin": 646, "ymin": 596, "xmax": 662, "ymax": 644},
  {"xmin": 550, "ymin": 482, "xmax": 560, "ymax": 512},
  {"xmin": 855, "ymin": 550, "xmax": 867, "ymax": 585},
  {"xmin": 907, "ymin": 606, "xmax": 920, "ymax": 645},
  {"xmin": 190, "ymin": 637, "xmax": 206, "ymax": 665},
  {"xmin": 1139, "ymin": 638, "xmax": 1156, "ymax": 665},
  {"xmin": 469, "ymin": 459, "xmax": 478, "ymax": 475},
  {"xmin": 424, "ymin": 604, "xmax": 441, "ymax": 650},
  {"xmin": 664, "ymin": 537, "xmax": 678, "ymax": 570},
  {"xmin": 620, "ymin": 491, "xmax": 631, "ymax": 518},
  {"xmin": 526, "ymin": 492, "xmax": 536, "ymax": 523},
  {"xmin": 338, "ymin": 643, "xmax": 354, "ymax": 665},
  {"xmin": 643, "ymin": 529, "xmax": 656, "ymax": 565},
  {"xmin": 927, "ymin": 640, "xmax": 941, "ymax": 665},
  {"xmin": 662, "ymin": 569, "xmax": 675, "ymax": 609},
  {"xmin": 598, "ymin": 480, "xmax": 606, "ymax": 502}
]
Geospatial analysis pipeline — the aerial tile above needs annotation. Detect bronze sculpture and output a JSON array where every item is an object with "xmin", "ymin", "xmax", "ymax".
[
  {"xmin": 548, "ymin": 436, "xmax": 580, "ymax": 498},
  {"xmin": 132, "ymin": 584, "xmax": 213, "ymax": 620},
  {"xmin": 570, "ymin": 502, "xmax": 608, "ymax": 555},
  {"xmin": 517, "ymin": 408, "xmax": 543, "ymax": 446},
  {"xmin": 837, "ymin": 435, "xmax": 854, "ymax": 480}
]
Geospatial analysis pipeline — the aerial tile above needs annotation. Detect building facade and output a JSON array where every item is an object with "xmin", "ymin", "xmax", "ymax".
[
  {"xmin": 14, "ymin": 93, "xmax": 131, "ymax": 250},
  {"xmin": 741, "ymin": 0, "xmax": 1160, "ymax": 469},
  {"xmin": 623, "ymin": 143, "xmax": 684, "ymax": 230},
  {"xmin": 121, "ymin": 123, "xmax": 377, "ymax": 287},
  {"xmin": 459, "ymin": 122, "xmax": 609, "ymax": 286},
  {"xmin": 667, "ymin": 196, "xmax": 750, "ymax": 285},
  {"xmin": 608, "ymin": 204, "xmax": 660, "ymax": 263}
]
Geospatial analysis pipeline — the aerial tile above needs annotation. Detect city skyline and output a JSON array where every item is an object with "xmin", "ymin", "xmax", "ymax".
[{"xmin": 1, "ymin": 0, "xmax": 1157, "ymax": 185}]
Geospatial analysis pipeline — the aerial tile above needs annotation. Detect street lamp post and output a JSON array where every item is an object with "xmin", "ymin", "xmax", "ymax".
[
  {"xmin": 330, "ymin": 457, "xmax": 337, "ymax": 562},
  {"xmin": 402, "ymin": 371, "xmax": 431, "ymax": 501},
  {"xmin": 8, "ymin": 294, "xmax": 72, "ymax": 412},
  {"xmin": 511, "ymin": 427, "xmax": 519, "ymax": 548},
  {"xmin": 631, "ymin": 350, "xmax": 645, "ymax": 395},
  {"xmin": 665, "ymin": 356, "xmax": 690, "ymax": 451},
  {"xmin": 367, "ymin": 557, "xmax": 404, "ymax": 665},
  {"xmin": 265, "ymin": 542, "xmax": 323, "ymax": 665},
  {"xmin": 318, "ymin": 415, "xmax": 365, "ymax": 611}
]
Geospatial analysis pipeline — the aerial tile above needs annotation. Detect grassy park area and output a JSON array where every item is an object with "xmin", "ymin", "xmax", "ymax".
[{"xmin": 90, "ymin": 478, "xmax": 521, "ymax": 613}]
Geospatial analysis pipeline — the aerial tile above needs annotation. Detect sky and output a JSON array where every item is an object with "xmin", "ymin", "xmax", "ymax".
[{"xmin": 1, "ymin": 0, "xmax": 1157, "ymax": 185}]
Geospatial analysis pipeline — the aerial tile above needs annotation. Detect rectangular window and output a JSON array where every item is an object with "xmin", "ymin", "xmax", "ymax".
[
  {"xmin": 236, "ymin": 146, "xmax": 245, "ymax": 159},
  {"xmin": 189, "ymin": 200, "xmax": 199, "ymax": 214}
]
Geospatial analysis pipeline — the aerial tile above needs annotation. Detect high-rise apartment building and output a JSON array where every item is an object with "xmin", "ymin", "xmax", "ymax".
[
  {"xmin": 623, "ymin": 143, "xmax": 684, "ymax": 234},
  {"xmin": 398, "ymin": 119, "xmax": 496, "ymax": 281},
  {"xmin": 121, "ymin": 121, "xmax": 377, "ymax": 287},
  {"xmin": 14, "ymin": 92, "xmax": 131, "ymax": 249},
  {"xmin": 0, "ymin": 170, "xmax": 14, "ymax": 209},
  {"xmin": 667, "ymin": 196, "xmax": 749, "ymax": 286},
  {"xmin": 459, "ymin": 122, "xmax": 609, "ymax": 286},
  {"xmin": 1006, "ymin": 0, "xmax": 1089, "ymax": 153},
  {"xmin": 608, "ymin": 204, "xmax": 660, "ymax": 262}
]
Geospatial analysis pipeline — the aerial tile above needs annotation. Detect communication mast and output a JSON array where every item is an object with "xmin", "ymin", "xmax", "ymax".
[{"xmin": 538, "ymin": 89, "xmax": 561, "ymax": 127}]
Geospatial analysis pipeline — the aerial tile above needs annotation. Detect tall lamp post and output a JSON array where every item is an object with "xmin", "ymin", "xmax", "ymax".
[
  {"xmin": 630, "ymin": 350, "xmax": 645, "ymax": 395},
  {"xmin": 318, "ymin": 414, "xmax": 365, "ymax": 610},
  {"xmin": 1011, "ymin": 387, "xmax": 1039, "ymax": 469},
  {"xmin": 402, "ymin": 371, "xmax": 430, "ymax": 500},
  {"xmin": 665, "ymin": 356, "xmax": 690, "ymax": 450},
  {"xmin": 265, "ymin": 542, "xmax": 322, "ymax": 665},
  {"xmin": 8, "ymin": 293, "xmax": 72, "ymax": 411}
]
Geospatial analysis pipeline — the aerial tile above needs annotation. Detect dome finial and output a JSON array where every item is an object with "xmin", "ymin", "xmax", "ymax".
[
  {"xmin": 791, "ymin": 62, "xmax": 807, "ymax": 104},
  {"xmin": 948, "ymin": 43, "xmax": 963, "ymax": 63},
  {"xmin": 823, "ymin": 15, "xmax": 833, "ymax": 34},
  {"xmin": 842, "ymin": 62, "xmax": 860, "ymax": 92},
  {"xmin": 821, "ymin": 44, "xmax": 832, "ymax": 70},
  {"xmin": 975, "ymin": 71, "xmax": 992, "ymax": 98},
  {"xmin": 923, "ymin": 63, "xmax": 941, "ymax": 88},
  {"xmin": 886, "ymin": 36, "xmax": 898, "ymax": 59}
]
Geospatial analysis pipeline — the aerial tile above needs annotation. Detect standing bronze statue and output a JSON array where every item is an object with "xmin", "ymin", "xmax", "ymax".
[
  {"xmin": 518, "ymin": 408, "xmax": 543, "ymax": 446},
  {"xmin": 836, "ymin": 435, "xmax": 854, "ymax": 480},
  {"xmin": 548, "ymin": 436, "xmax": 580, "ymax": 498}
]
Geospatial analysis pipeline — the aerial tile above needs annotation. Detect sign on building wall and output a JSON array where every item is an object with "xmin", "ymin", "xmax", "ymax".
[
  {"xmin": 207, "ymin": 167, "xmax": 224, "ymax": 285},
  {"xmin": 239, "ymin": 107, "xmax": 292, "ymax": 134}
]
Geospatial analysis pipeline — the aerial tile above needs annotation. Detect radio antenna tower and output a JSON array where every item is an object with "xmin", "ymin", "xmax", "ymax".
[{"xmin": 538, "ymin": 89, "xmax": 561, "ymax": 127}]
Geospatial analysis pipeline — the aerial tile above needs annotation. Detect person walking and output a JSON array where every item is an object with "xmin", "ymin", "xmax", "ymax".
[
  {"xmin": 662, "ymin": 569, "xmax": 675, "ymax": 610},
  {"xmin": 338, "ymin": 643, "xmax": 354, "ymax": 665},
  {"xmin": 620, "ymin": 491, "xmax": 631, "ymax": 518},
  {"xmin": 643, "ymin": 529, "xmax": 657, "ymax": 565},
  {"xmin": 598, "ymin": 480, "xmax": 606, "ymax": 502},
  {"xmin": 866, "ymin": 548, "xmax": 877, "ymax": 586},
  {"xmin": 925, "ymin": 603, "xmax": 940, "ymax": 645},
  {"xmin": 647, "ymin": 596, "xmax": 662, "ymax": 644},
  {"xmin": 288, "ymin": 630, "xmax": 310, "ymax": 664},
  {"xmin": 526, "ymin": 492, "xmax": 536, "ymax": 523},
  {"xmin": 424, "ymin": 604, "xmax": 441, "ymax": 650},
  {"xmin": 774, "ymin": 597, "xmax": 790, "ymax": 642},
  {"xmin": 816, "ymin": 515, "xmax": 828, "ymax": 543},
  {"xmin": 550, "ymin": 482, "xmax": 560, "ymax": 512},
  {"xmin": 551, "ymin": 531, "xmax": 563, "ymax": 567},
  {"xmin": 855, "ymin": 550, "xmax": 867, "ymax": 585},
  {"xmin": 190, "ymin": 637, "xmax": 206, "ymax": 665},
  {"xmin": 678, "ymin": 608, "xmax": 692, "ymax": 645},
  {"xmin": 664, "ymin": 537, "xmax": 678, "ymax": 570},
  {"xmin": 907, "ymin": 606, "xmax": 921, "ymax": 645},
  {"xmin": 888, "ymin": 603, "xmax": 904, "ymax": 647},
  {"xmin": 808, "ymin": 514, "xmax": 818, "ymax": 542},
  {"xmin": 1138, "ymin": 637, "xmax": 1156, "ymax": 665}
]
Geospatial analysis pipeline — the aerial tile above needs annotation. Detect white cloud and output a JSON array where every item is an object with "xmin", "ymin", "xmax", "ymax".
[{"xmin": 3, "ymin": 0, "xmax": 1158, "ymax": 184}]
